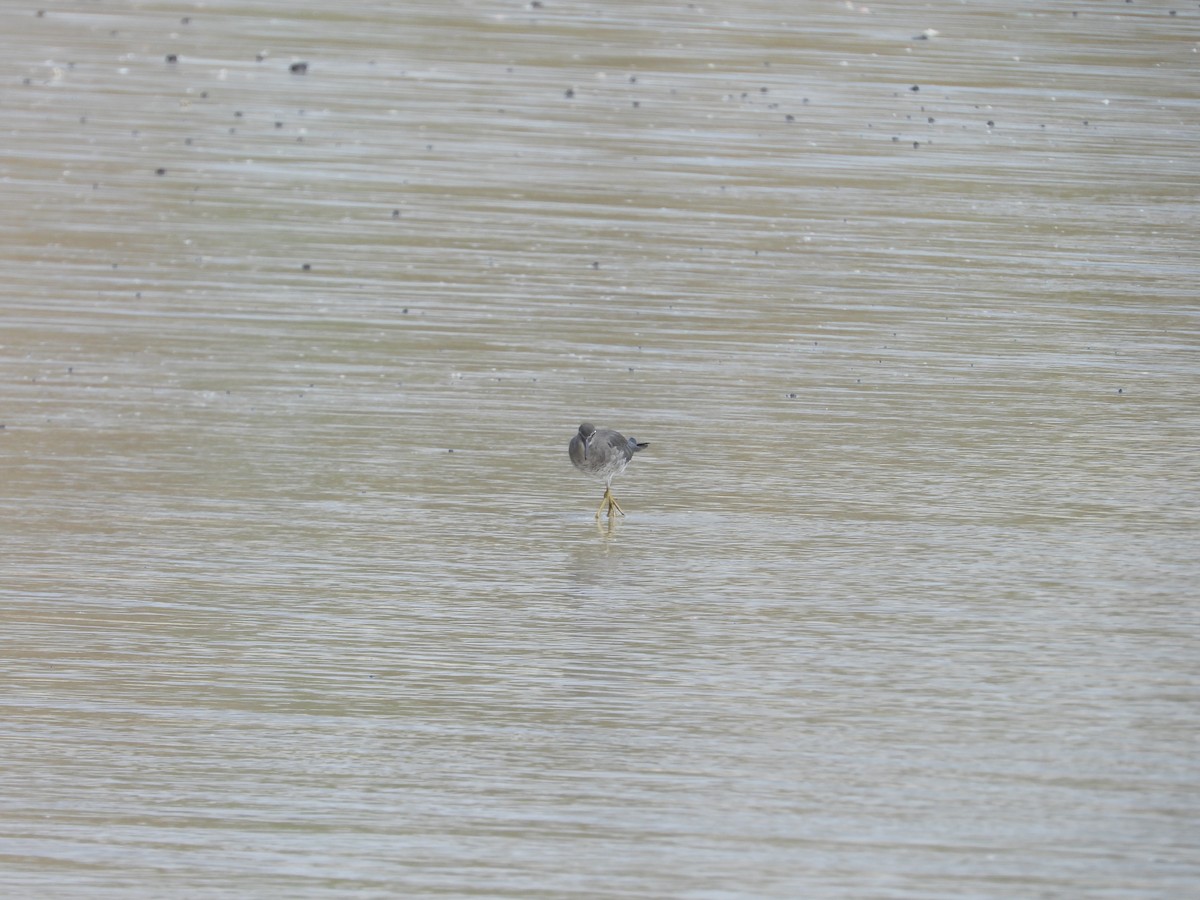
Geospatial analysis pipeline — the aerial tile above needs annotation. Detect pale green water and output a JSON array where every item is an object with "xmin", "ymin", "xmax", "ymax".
[{"xmin": 2, "ymin": 1, "xmax": 1198, "ymax": 897}]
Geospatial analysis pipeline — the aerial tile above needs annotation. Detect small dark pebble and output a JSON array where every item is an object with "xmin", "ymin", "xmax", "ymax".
[
  {"xmin": 166, "ymin": 54, "xmax": 178, "ymax": 63},
  {"xmin": 290, "ymin": 61, "xmax": 308, "ymax": 74}
]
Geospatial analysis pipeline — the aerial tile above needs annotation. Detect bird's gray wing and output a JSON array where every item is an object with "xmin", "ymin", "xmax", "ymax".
[{"xmin": 595, "ymin": 429, "xmax": 635, "ymax": 462}]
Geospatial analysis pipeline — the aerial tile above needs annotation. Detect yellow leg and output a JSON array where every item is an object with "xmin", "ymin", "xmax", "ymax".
[
  {"xmin": 595, "ymin": 486, "xmax": 626, "ymax": 519},
  {"xmin": 607, "ymin": 492, "xmax": 625, "ymax": 517}
]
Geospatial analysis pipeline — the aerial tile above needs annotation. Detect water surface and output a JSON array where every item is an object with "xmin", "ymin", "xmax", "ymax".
[{"xmin": 2, "ymin": 1, "xmax": 1198, "ymax": 896}]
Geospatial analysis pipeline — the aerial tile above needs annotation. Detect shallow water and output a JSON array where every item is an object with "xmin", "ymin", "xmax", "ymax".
[{"xmin": 3, "ymin": 1, "xmax": 1198, "ymax": 896}]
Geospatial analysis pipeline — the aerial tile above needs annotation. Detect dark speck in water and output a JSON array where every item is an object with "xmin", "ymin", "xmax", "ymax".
[{"xmin": 290, "ymin": 61, "xmax": 309, "ymax": 74}]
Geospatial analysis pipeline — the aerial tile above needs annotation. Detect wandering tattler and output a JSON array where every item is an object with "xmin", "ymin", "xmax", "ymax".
[{"xmin": 569, "ymin": 422, "xmax": 649, "ymax": 519}]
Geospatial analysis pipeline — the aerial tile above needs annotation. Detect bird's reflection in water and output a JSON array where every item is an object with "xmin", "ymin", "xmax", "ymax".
[{"xmin": 594, "ymin": 515, "xmax": 619, "ymax": 539}]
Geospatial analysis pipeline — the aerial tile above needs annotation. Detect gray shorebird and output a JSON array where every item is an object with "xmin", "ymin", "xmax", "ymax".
[{"xmin": 569, "ymin": 422, "xmax": 649, "ymax": 519}]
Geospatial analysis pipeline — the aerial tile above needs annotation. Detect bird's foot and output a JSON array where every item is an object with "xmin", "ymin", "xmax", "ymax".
[{"xmin": 595, "ymin": 487, "xmax": 626, "ymax": 519}]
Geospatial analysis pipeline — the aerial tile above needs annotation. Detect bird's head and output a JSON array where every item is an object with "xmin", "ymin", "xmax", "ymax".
[{"xmin": 578, "ymin": 422, "xmax": 596, "ymax": 458}]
